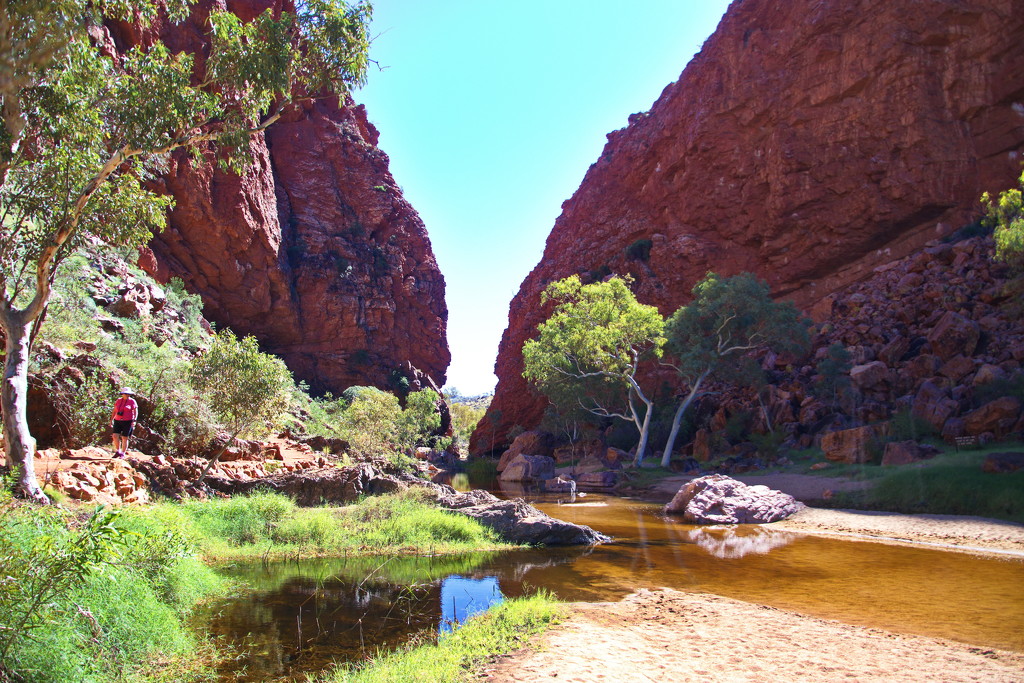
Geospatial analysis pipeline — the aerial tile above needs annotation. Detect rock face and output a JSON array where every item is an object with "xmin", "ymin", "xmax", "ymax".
[
  {"xmin": 107, "ymin": 1, "xmax": 449, "ymax": 395},
  {"xmin": 473, "ymin": 0, "xmax": 1024, "ymax": 454},
  {"xmin": 664, "ymin": 475, "xmax": 802, "ymax": 524}
]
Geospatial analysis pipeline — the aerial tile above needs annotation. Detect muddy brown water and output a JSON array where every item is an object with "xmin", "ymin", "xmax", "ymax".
[{"xmin": 200, "ymin": 493, "xmax": 1024, "ymax": 681}]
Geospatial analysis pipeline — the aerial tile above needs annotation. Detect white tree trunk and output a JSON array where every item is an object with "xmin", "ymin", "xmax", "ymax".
[
  {"xmin": 660, "ymin": 370, "xmax": 709, "ymax": 468},
  {"xmin": 1, "ymin": 310, "xmax": 50, "ymax": 503},
  {"xmin": 632, "ymin": 394, "xmax": 654, "ymax": 467}
]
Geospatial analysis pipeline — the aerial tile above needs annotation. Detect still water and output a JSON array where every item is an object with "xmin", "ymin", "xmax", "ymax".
[{"xmin": 202, "ymin": 494, "xmax": 1024, "ymax": 681}]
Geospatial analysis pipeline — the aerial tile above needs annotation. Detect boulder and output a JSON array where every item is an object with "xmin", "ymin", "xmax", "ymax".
[
  {"xmin": 881, "ymin": 440, "xmax": 933, "ymax": 466},
  {"xmin": 106, "ymin": 283, "xmax": 153, "ymax": 318},
  {"xmin": 850, "ymin": 361, "xmax": 889, "ymax": 390},
  {"xmin": 982, "ymin": 452, "xmax": 1024, "ymax": 474},
  {"xmin": 663, "ymin": 474, "xmax": 802, "ymax": 524},
  {"xmin": 903, "ymin": 354, "xmax": 942, "ymax": 382},
  {"xmin": 938, "ymin": 355, "xmax": 975, "ymax": 383},
  {"xmin": 444, "ymin": 495, "xmax": 610, "ymax": 546},
  {"xmin": 820, "ymin": 424, "xmax": 887, "ymax": 464},
  {"xmin": 575, "ymin": 471, "xmax": 620, "ymax": 490},
  {"xmin": 927, "ymin": 311, "xmax": 980, "ymax": 361},
  {"xmin": 498, "ymin": 454, "xmax": 556, "ymax": 482},
  {"xmin": 963, "ymin": 397, "xmax": 1022, "ymax": 436},
  {"xmin": 911, "ymin": 381, "xmax": 959, "ymax": 432},
  {"xmin": 497, "ymin": 430, "xmax": 554, "ymax": 472},
  {"xmin": 973, "ymin": 364, "xmax": 1006, "ymax": 386}
]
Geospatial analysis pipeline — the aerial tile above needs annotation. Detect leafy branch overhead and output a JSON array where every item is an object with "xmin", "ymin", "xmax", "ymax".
[{"xmin": 0, "ymin": 0, "xmax": 372, "ymax": 502}]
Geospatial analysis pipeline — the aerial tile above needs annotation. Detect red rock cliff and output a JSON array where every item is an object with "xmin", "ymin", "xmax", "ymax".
[
  {"xmin": 472, "ymin": 0, "xmax": 1024, "ymax": 454},
  {"xmin": 115, "ymin": 1, "xmax": 449, "ymax": 394}
]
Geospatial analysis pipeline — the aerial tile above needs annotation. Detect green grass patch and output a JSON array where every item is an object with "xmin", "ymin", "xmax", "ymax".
[
  {"xmin": 828, "ymin": 445, "xmax": 1024, "ymax": 523},
  {"xmin": 316, "ymin": 591, "xmax": 563, "ymax": 683},
  {"xmin": 160, "ymin": 489, "xmax": 511, "ymax": 562}
]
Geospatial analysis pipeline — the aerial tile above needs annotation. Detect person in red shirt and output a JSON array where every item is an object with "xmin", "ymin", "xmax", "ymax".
[{"xmin": 110, "ymin": 387, "xmax": 138, "ymax": 458}]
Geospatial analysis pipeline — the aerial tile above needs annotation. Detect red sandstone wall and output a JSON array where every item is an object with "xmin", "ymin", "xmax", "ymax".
[
  {"xmin": 111, "ymin": 1, "xmax": 449, "ymax": 394},
  {"xmin": 472, "ymin": 0, "xmax": 1024, "ymax": 454}
]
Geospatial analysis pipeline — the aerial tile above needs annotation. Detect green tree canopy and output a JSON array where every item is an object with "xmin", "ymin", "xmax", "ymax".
[
  {"xmin": 660, "ymin": 273, "xmax": 810, "ymax": 467},
  {"xmin": 982, "ymin": 171, "xmax": 1024, "ymax": 268},
  {"xmin": 0, "ymin": 0, "xmax": 371, "ymax": 501},
  {"xmin": 522, "ymin": 275, "xmax": 665, "ymax": 465}
]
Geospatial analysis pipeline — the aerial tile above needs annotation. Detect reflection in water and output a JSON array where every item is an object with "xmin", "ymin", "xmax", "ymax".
[
  {"xmin": 686, "ymin": 526, "xmax": 797, "ymax": 559},
  {"xmin": 440, "ymin": 576, "xmax": 502, "ymax": 632},
  {"xmin": 204, "ymin": 494, "xmax": 1024, "ymax": 681}
]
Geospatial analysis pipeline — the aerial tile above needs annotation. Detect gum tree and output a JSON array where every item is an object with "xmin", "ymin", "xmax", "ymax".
[
  {"xmin": 660, "ymin": 273, "xmax": 810, "ymax": 467},
  {"xmin": 0, "ymin": 0, "xmax": 371, "ymax": 501},
  {"xmin": 522, "ymin": 275, "xmax": 665, "ymax": 466}
]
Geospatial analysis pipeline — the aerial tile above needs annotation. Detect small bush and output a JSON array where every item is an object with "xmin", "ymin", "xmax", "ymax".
[{"xmin": 625, "ymin": 238, "xmax": 652, "ymax": 262}]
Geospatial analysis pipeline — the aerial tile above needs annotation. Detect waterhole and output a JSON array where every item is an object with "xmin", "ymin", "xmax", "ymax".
[{"xmin": 201, "ymin": 494, "xmax": 1024, "ymax": 681}]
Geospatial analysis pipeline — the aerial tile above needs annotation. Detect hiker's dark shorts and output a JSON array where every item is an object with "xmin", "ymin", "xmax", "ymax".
[{"xmin": 112, "ymin": 419, "xmax": 135, "ymax": 437}]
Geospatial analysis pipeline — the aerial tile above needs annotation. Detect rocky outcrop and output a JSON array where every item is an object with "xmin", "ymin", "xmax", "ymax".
[
  {"xmin": 664, "ymin": 474, "xmax": 803, "ymax": 524},
  {"xmin": 105, "ymin": 1, "xmax": 449, "ymax": 395},
  {"xmin": 474, "ymin": 0, "xmax": 1024, "ymax": 454}
]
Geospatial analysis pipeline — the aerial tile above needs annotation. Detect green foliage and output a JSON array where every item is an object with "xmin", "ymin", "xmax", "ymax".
[
  {"xmin": 981, "ymin": 172, "xmax": 1024, "ymax": 268},
  {"xmin": 0, "ymin": 502, "xmax": 222, "ymax": 682},
  {"xmin": 188, "ymin": 330, "xmax": 292, "ymax": 441},
  {"xmin": 168, "ymin": 490, "xmax": 510, "ymax": 561},
  {"xmin": 587, "ymin": 264, "xmax": 612, "ymax": 282},
  {"xmin": 660, "ymin": 273, "xmax": 811, "ymax": 465},
  {"xmin": 625, "ymin": 238, "xmax": 653, "ymax": 262},
  {"xmin": 54, "ymin": 371, "xmax": 113, "ymax": 447},
  {"xmin": 523, "ymin": 275, "xmax": 665, "ymax": 462},
  {"xmin": 664, "ymin": 272, "xmax": 810, "ymax": 385},
  {"xmin": 830, "ymin": 447, "xmax": 1024, "ymax": 523},
  {"xmin": 972, "ymin": 371, "xmax": 1024, "ymax": 408},
  {"xmin": 317, "ymin": 592, "xmax": 563, "ymax": 683},
  {"xmin": 450, "ymin": 402, "xmax": 486, "ymax": 451},
  {"xmin": 333, "ymin": 387, "xmax": 443, "ymax": 461},
  {"xmin": 887, "ymin": 409, "xmax": 936, "ymax": 442},
  {"xmin": 0, "ymin": 0, "xmax": 372, "ymax": 497}
]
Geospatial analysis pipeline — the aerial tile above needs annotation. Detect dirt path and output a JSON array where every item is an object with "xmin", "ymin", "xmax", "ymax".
[{"xmin": 481, "ymin": 589, "xmax": 1024, "ymax": 683}]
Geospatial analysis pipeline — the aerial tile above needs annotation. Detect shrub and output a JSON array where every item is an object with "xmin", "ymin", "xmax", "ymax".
[{"xmin": 625, "ymin": 238, "xmax": 652, "ymax": 262}]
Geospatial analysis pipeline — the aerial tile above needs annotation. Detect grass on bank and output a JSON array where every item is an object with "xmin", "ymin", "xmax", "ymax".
[
  {"xmin": 134, "ymin": 487, "xmax": 512, "ymax": 562},
  {"xmin": 0, "ymin": 498, "xmax": 226, "ymax": 683},
  {"xmin": 827, "ymin": 445, "xmax": 1024, "ymax": 523},
  {"xmin": 316, "ymin": 591, "xmax": 563, "ymax": 683}
]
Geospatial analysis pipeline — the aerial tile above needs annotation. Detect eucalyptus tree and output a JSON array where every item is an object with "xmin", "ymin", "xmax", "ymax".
[
  {"xmin": 522, "ymin": 275, "xmax": 665, "ymax": 466},
  {"xmin": 660, "ymin": 273, "xmax": 810, "ymax": 467},
  {"xmin": 0, "ymin": 0, "xmax": 371, "ymax": 501}
]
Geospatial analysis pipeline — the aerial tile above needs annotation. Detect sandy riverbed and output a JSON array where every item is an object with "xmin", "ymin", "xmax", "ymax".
[
  {"xmin": 481, "ymin": 477, "xmax": 1024, "ymax": 682},
  {"xmin": 480, "ymin": 588, "xmax": 1024, "ymax": 682}
]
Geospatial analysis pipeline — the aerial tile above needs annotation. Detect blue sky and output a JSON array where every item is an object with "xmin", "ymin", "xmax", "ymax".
[{"xmin": 356, "ymin": 1, "xmax": 731, "ymax": 396}]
